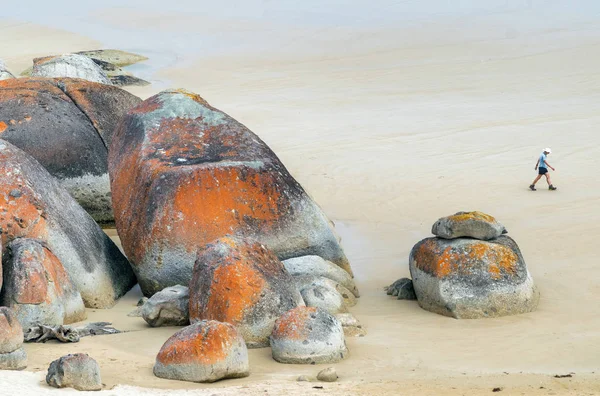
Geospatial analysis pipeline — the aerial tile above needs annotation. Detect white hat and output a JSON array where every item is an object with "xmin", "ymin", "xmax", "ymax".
[{"xmin": 544, "ymin": 147, "xmax": 552, "ymax": 154}]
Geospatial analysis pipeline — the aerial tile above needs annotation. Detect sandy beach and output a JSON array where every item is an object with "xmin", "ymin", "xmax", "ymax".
[{"xmin": 1, "ymin": 1, "xmax": 600, "ymax": 394}]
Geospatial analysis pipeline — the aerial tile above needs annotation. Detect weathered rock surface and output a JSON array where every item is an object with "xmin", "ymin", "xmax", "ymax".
[
  {"xmin": 409, "ymin": 236, "xmax": 539, "ymax": 319},
  {"xmin": 432, "ymin": 211, "xmax": 507, "ymax": 240},
  {"xmin": 294, "ymin": 275, "xmax": 356, "ymax": 308},
  {"xmin": 317, "ymin": 367, "xmax": 339, "ymax": 382},
  {"xmin": 282, "ymin": 255, "xmax": 359, "ymax": 297},
  {"xmin": 0, "ymin": 139, "xmax": 136, "ymax": 308},
  {"xmin": 335, "ymin": 313, "xmax": 367, "ymax": 337},
  {"xmin": 127, "ymin": 297, "xmax": 148, "ymax": 317},
  {"xmin": 0, "ymin": 60, "xmax": 15, "ymax": 80},
  {"xmin": 109, "ymin": 89, "xmax": 352, "ymax": 296},
  {"xmin": 31, "ymin": 54, "xmax": 112, "ymax": 85},
  {"xmin": 300, "ymin": 285, "xmax": 348, "ymax": 314},
  {"xmin": 0, "ymin": 77, "xmax": 142, "ymax": 223},
  {"xmin": 0, "ymin": 307, "xmax": 27, "ymax": 370},
  {"xmin": 46, "ymin": 353, "xmax": 102, "ymax": 391},
  {"xmin": 142, "ymin": 285, "xmax": 189, "ymax": 327},
  {"xmin": 1, "ymin": 238, "xmax": 86, "ymax": 328},
  {"xmin": 385, "ymin": 278, "xmax": 417, "ymax": 300},
  {"xmin": 189, "ymin": 237, "xmax": 304, "ymax": 348},
  {"xmin": 154, "ymin": 320, "xmax": 249, "ymax": 383},
  {"xmin": 270, "ymin": 306, "xmax": 348, "ymax": 364}
]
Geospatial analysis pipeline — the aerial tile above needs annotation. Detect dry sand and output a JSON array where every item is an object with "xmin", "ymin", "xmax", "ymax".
[{"xmin": 1, "ymin": 2, "xmax": 600, "ymax": 395}]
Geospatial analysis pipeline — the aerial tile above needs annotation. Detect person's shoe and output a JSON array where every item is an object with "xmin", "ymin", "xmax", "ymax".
[
  {"xmin": 529, "ymin": 184, "xmax": 536, "ymax": 191},
  {"xmin": 549, "ymin": 185, "xmax": 557, "ymax": 190}
]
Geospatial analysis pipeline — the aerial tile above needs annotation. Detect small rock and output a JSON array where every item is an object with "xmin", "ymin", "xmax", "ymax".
[
  {"xmin": 283, "ymin": 256, "xmax": 359, "ymax": 297},
  {"xmin": 127, "ymin": 297, "xmax": 149, "ymax": 317},
  {"xmin": 0, "ymin": 59, "xmax": 15, "ymax": 80},
  {"xmin": 46, "ymin": 353, "xmax": 102, "ymax": 391},
  {"xmin": 142, "ymin": 285, "xmax": 189, "ymax": 327},
  {"xmin": 385, "ymin": 278, "xmax": 417, "ymax": 300},
  {"xmin": 154, "ymin": 320, "xmax": 249, "ymax": 383},
  {"xmin": 335, "ymin": 313, "xmax": 367, "ymax": 337},
  {"xmin": 432, "ymin": 211, "xmax": 507, "ymax": 240},
  {"xmin": 0, "ymin": 307, "xmax": 27, "ymax": 370},
  {"xmin": 294, "ymin": 276, "xmax": 356, "ymax": 308},
  {"xmin": 0, "ymin": 348, "xmax": 27, "ymax": 370},
  {"xmin": 300, "ymin": 285, "xmax": 348, "ymax": 315},
  {"xmin": 317, "ymin": 367, "xmax": 338, "ymax": 382},
  {"xmin": 31, "ymin": 54, "xmax": 111, "ymax": 84},
  {"xmin": 297, "ymin": 375, "xmax": 310, "ymax": 382},
  {"xmin": 270, "ymin": 306, "xmax": 348, "ymax": 364}
]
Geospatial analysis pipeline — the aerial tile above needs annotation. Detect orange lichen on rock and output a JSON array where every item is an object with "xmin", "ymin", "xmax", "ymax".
[
  {"xmin": 156, "ymin": 321, "xmax": 235, "ymax": 366},
  {"xmin": 0, "ymin": 122, "xmax": 7, "ymax": 134},
  {"xmin": 271, "ymin": 306, "xmax": 317, "ymax": 341},
  {"xmin": 172, "ymin": 89, "xmax": 209, "ymax": 105},
  {"xmin": 449, "ymin": 211, "xmax": 497, "ymax": 223},
  {"xmin": 414, "ymin": 239, "xmax": 518, "ymax": 279}
]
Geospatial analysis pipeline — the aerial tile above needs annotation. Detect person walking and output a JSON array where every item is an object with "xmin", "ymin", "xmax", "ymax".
[{"xmin": 530, "ymin": 148, "xmax": 557, "ymax": 191}]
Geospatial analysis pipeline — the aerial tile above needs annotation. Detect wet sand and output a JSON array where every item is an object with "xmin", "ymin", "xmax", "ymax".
[{"xmin": 1, "ymin": 2, "xmax": 600, "ymax": 395}]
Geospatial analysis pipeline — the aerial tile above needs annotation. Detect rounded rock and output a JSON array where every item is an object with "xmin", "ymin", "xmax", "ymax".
[
  {"xmin": 409, "ymin": 235, "xmax": 539, "ymax": 318},
  {"xmin": 317, "ymin": 367, "xmax": 338, "ymax": 382},
  {"xmin": 0, "ymin": 307, "xmax": 24, "ymax": 354},
  {"xmin": 270, "ymin": 306, "xmax": 348, "ymax": 364},
  {"xmin": 432, "ymin": 211, "xmax": 507, "ymax": 240},
  {"xmin": 154, "ymin": 320, "xmax": 249, "ymax": 383},
  {"xmin": 46, "ymin": 353, "xmax": 102, "ymax": 391},
  {"xmin": 142, "ymin": 285, "xmax": 189, "ymax": 327}
]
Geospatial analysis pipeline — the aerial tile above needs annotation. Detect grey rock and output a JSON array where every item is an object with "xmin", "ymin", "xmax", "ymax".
[
  {"xmin": 154, "ymin": 320, "xmax": 249, "ymax": 383},
  {"xmin": 297, "ymin": 375, "xmax": 310, "ymax": 382},
  {"xmin": 109, "ymin": 74, "xmax": 150, "ymax": 87},
  {"xmin": 1, "ymin": 238, "xmax": 87, "ymax": 329},
  {"xmin": 294, "ymin": 275, "xmax": 356, "ymax": 308},
  {"xmin": 301, "ymin": 285, "xmax": 348, "ymax": 315},
  {"xmin": 432, "ymin": 211, "xmax": 507, "ymax": 240},
  {"xmin": 0, "ymin": 347, "xmax": 27, "ymax": 370},
  {"xmin": 142, "ymin": 285, "xmax": 189, "ymax": 327},
  {"xmin": 385, "ymin": 278, "xmax": 417, "ymax": 300},
  {"xmin": 283, "ymin": 255, "xmax": 359, "ymax": 297},
  {"xmin": 409, "ymin": 236, "xmax": 539, "ymax": 319},
  {"xmin": 0, "ymin": 139, "xmax": 136, "ymax": 308},
  {"xmin": 0, "ymin": 60, "xmax": 15, "ymax": 80},
  {"xmin": 46, "ymin": 353, "xmax": 102, "ymax": 391},
  {"xmin": 317, "ymin": 367, "xmax": 338, "ymax": 382},
  {"xmin": 270, "ymin": 307, "xmax": 348, "ymax": 364},
  {"xmin": 127, "ymin": 297, "xmax": 149, "ymax": 317},
  {"xmin": 0, "ymin": 307, "xmax": 24, "ymax": 354},
  {"xmin": 32, "ymin": 54, "xmax": 111, "ymax": 84},
  {"xmin": 335, "ymin": 313, "xmax": 367, "ymax": 337}
]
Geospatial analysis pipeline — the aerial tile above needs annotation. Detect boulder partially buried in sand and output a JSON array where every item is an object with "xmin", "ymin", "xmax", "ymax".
[
  {"xmin": 31, "ymin": 54, "xmax": 112, "ymax": 85},
  {"xmin": 409, "ymin": 235, "xmax": 539, "ymax": 319},
  {"xmin": 0, "ymin": 77, "xmax": 141, "ymax": 224},
  {"xmin": 0, "ymin": 60, "xmax": 15, "ymax": 80},
  {"xmin": 0, "ymin": 307, "xmax": 27, "ymax": 370},
  {"xmin": 142, "ymin": 285, "xmax": 190, "ymax": 327},
  {"xmin": 432, "ymin": 211, "xmax": 507, "ymax": 240},
  {"xmin": 46, "ymin": 353, "xmax": 102, "ymax": 391},
  {"xmin": 189, "ymin": 236, "xmax": 304, "ymax": 348},
  {"xmin": 109, "ymin": 89, "xmax": 353, "ymax": 296},
  {"xmin": 0, "ymin": 139, "xmax": 135, "ymax": 308},
  {"xmin": 154, "ymin": 320, "xmax": 249, "ymax": 383},
  {"xmin": 1, "ymin": 238, "xmax": 86, "ymax": 328},
  {"xmin": 270, "ymin": 306, "xmax": 348, "ymax": 364},
  {"xmin": 282, "ymin": 255, "xmax": 359, "ymax": 297}
]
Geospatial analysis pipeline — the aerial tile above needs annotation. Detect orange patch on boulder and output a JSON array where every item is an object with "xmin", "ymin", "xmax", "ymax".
[{"xmin": 271, "ymin": 306, "xmax": 317, "ymax": 341}]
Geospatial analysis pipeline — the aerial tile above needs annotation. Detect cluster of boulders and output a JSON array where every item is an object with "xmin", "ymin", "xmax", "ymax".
[
  {"xmin": 0, "ymin": 76, "xmax": 359, "ymax": 386},
  {"xmin": 388, "ymin": 211, "xmax": 539, "ymax": 319}
]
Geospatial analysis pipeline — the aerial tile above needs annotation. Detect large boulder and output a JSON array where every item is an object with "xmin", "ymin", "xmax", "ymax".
[
  {"xmin": 46, "ymin": 353, "xmax": 102, "ymax": 391},
  {"xmin": 109, "ymin": 89, "xmax": 352, "ymax": 295},
  {"xmin": 31, "ymin": 54, "xmax": 111, "ymax": 85},
  {"xmin": 0, "ymin": 60, "xmax": 15, "ymax": 80},
  {"xmin": 154, "ymin": 320, "xmax": 249, "ymax": 383},
  {"xmin": 270, "ymin": 306, "xmax": 348, "ymax": 364},
  {"xmin": 0, "ymin": 77, "xmax": 142, "ymax": 224},
  {"xmin": 0, "ymin": 307, "xmax": 27, "ymax": 370},
  {"xmin": 1, "ymin": 238, "xmax": 86, "ymax": 328},
  {"xmin": 0, "ymin": 139, "xmax": 135, "ymax": 308},
  {"xmin": 409, "ymin": 236, "xmax": 539, "ymax": 318},
  {"xmin": 142, "ymin": 285, "xmax": 189, "ymax": 327},
  {"xmin": 432, "ymin": 211, "xmax": 507, "ymax": 240},
  {"xmin": 189, "ymin": 236, "xmax": 304, "ymax": 348}
]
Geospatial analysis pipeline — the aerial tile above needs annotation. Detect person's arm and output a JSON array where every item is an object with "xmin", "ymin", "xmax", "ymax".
[
  {"xmin": 545, "ymin": 160, "xmax": 555, "ymax": 171},
  {"xmin": 535, "ymin": 159, "xmax": 539, "ymax": 170}
]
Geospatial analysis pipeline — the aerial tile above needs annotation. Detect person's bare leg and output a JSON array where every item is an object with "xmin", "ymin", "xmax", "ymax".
[
  {"xmin": 531, "ymin": 174, "xmax": 542, "ymax": 186},
  {"xmin": 545, "ymin": 173, "xmax": 552, "ymax": 186}
]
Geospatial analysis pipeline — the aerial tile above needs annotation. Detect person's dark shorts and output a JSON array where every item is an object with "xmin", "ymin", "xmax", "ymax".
[{"xmin": 539, "ymin": 167, "xmax": 548, "ymax": 175}]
